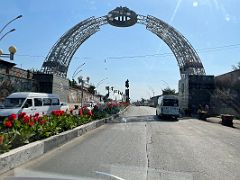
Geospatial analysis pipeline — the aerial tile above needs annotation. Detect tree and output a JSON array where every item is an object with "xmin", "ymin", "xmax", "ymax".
[
  {"xmin": 232, "ymin": 62, "xmax": 240, "ymax": 70},
  {"xmin": 162, "ymin": 88, "xmax": 176, "ymax": 95},
  {"xmin": 88, "ymin": 85, "xmax": 96, "ymax": 95},
  {"xmin": 69, "ymin": 79, "xmax": 77, "ymax": 87}
]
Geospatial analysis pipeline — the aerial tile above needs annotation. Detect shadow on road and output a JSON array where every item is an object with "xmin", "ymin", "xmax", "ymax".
[{"xmin": 113, "ymin": 115, "xmax": 179, "ymax": 123}]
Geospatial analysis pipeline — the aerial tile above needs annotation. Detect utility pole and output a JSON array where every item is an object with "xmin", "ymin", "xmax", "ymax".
[{"xmin": 125, "ymin": 79, "xmax": 130, "ymax": 103}]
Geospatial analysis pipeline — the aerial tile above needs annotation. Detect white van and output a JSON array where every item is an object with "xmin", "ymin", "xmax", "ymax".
[
  {"xmin": 156, "ymin": 95, "xmax": 180, "ymax": 119},
  {"xmin": 0, "ymin": 92, "xmax": 61, "ymax": 120}
]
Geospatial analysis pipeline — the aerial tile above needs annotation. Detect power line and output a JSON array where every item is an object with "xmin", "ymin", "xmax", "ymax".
[
  {"xmin": 14, "ymin": 42, "xmax": 240, "ymax": 60},
  {"xmin": 107, "ymin": 43, "xmax": 240, "ymax": 60}
]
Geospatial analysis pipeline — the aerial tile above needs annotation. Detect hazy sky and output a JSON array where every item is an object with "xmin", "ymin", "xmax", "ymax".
[{"xmin": 1, "ymin": 0, "xmax": 240, "ymax": 100}]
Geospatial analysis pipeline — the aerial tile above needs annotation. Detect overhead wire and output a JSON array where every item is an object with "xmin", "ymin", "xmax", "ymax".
[{"xmin": 14, "ymin": 42, "xmax": 240, "ymax": 60}]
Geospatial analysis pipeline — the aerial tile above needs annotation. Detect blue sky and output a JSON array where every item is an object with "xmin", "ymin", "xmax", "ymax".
[{"xmin": 0, "ymin": 0, "xmax": 240, "ymax": 100}]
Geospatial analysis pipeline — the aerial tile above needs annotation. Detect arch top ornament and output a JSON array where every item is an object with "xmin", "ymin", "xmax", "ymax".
[{"xmin": 41, "ymin": 7, "xmax": 206, "ymax": 78}]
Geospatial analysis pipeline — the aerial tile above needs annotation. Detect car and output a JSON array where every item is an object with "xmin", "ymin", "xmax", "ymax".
[
  {"xmin": 60, "ymin": 102, "xmax": 69, "ymax": 112},
  {"xmin": 83, "ymin": 101, "xmax": 96, "ymax": 110}
]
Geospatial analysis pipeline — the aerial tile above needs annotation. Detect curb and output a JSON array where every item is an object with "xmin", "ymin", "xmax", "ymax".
[
  {"xmin": 105, "ymin": 105, "xmax": 130, "ymax": 123},
  {"xmin": 0, "ymin": 141, "xmax": 44, "ymax": 175},
  {"xmin": 0, "ymin": 117, "xmax": 108, "ymax": 175}
]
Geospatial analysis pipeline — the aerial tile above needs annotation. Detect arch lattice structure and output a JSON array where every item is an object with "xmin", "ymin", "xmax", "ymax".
[{"xmin": 41, "ymin": 7, "xmax": 205, "ymax": 78}]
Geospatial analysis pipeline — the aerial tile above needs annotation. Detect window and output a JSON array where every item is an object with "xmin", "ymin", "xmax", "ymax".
[
  {"xmin": 23, "ymin": 99, "xmax": 32, "ymax": 108},
  {"xmin": 43, "ymin": 98, "xmax": 51, "ymax": 106},
  {"xmin": 4, "ymin": 98, "xmax": 26, "ymax": 108},
  {"xmin": 52, "ymin": 98, "xmax": 60, "ymax": 105},
  {"xmin": 163, "ymin": 99, "xmax": 178, "ymax": 107},
  {"xmin": 34, "ymin": 98, "xmax": 42, "ymax": 106}
]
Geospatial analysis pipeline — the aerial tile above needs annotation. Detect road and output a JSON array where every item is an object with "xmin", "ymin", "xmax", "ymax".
[{"xmin": 1, "ymin": 106, "xmax": 240, "ymax": 180}]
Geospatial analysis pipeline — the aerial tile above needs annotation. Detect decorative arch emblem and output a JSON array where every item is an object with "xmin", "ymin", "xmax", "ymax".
[{"xmin": 41, "ymin": 6, "xmax": 206, "ymax": 78}]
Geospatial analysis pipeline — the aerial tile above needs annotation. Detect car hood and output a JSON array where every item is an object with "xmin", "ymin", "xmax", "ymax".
[{"xmin": 0, "ymin": 108, "xmax": 20, "ymax": 117}]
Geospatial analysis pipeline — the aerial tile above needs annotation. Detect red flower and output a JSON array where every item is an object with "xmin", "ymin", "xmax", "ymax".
[
  {"xmin": 34, "ymin": 113, "xmax": 39, "ymax": 117},
  {"xmin": 88, "ymin": 110, "xmax": 93, "ymax": 116},
  {"xmin": 18, "ymin": 112, "xmax": 26, "ymax": 119},
  {"xmin": 39, "ymin": 119, "xmax": 47, "ymax": 125},
  {"xmin": 8, "ymin": 114, "xmax": 17, "ymax": 121},
  {"xmin": 4, "ymin": 120, "xmax": 12, "ymax": 128},
  {"xmin": 29, "ymin": 121, "xmax": 34, "ymax": 127},
  {"xmin": 42, "ymin": 112, "xmax": 45, "ymax": 115},
  {"xmin": 33, "ymin": 116, "xmax": 39, "ymax": 122},
  {"xmin": 52, "ymin": 110, "xmax": 65, "ymax": 117},
  {"xmin": 23, "ymin": 115, "xmax": 30, "ymax": 124},
  {"xmin": 60, "ymin": 110, "xmax": 65, "ymax": 116},
  {"xmin": 79, "ymin": 109, "xmax": 83, "ymax": 116}
]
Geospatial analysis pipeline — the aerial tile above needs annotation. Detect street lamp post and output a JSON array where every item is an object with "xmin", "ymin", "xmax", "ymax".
[
  {"xmin": 0, "ymin": 46, "xmax": 17, "ymax": 60},
  {"xmin": 0, "ymin": 15, "xmax": 22, "ymax": 35},
  {"xmin": 96, "ymin": 77, "xmax": 108, "ymax": 88},
  {"xmin": 72, "ymin": 62, "xmax": 86, "ymax": 80},
  {"xmin": 78, "ymin": 76, "xmax": 90, "ymax": 108},
  {"xmin": 160, "ymin": 80, "xmax": 169, "ymax": 88},
  {"xmin": 0, "ymin": 29, "xmax": 16, "ymax": 41}
]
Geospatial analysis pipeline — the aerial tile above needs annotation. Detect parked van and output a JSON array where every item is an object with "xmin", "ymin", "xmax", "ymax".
[
  {"xmin": 156, "ymin": 95, "xmax": 180, "ymax": 119},
  {"xmin": 0, "ymin": 92, "xmax": 61, "ymax": 121}
]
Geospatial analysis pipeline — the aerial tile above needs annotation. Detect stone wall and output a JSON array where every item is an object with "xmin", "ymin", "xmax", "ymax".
[
  {"xmin": 0, "ymin": 60, "xmax": 35, "ymax": 103},
  {"xmin": 215, "ymin": 69, "xmax": 240, "ymax": 101},
  {"xmin": 210, "ymin": 69, "xmax": 240, "ymax": 116},
  {"xmin": 67, "ymin": 87, "xmax": 101, "ymax": 105}
]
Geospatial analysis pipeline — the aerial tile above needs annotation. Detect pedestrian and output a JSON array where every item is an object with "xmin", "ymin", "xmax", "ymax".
[
  {"xmin": 205, "ymin": 104, "xmax": 209, "ymax": 113},
  {"xmin": 197, "ymin": 104, "xmax": 202, "ymax": 114}
]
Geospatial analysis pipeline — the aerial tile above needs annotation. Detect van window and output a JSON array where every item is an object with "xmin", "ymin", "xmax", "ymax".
[
  {"xmin": 4, "ymin": 98, "xmax": 26, "ymax": 108},
  {"xmin": 52, "ymin": 98, "xmax": 60, "ymax": 105},
  {"xmin": 163, "ymin": 99, "xmax": 178, "ymax": 107},
  {"xmin": 23, "ymin": 99, "xmax": 33, "ymax": 108},
  {"xmin": 43, "ymin": 98, "xmax": 51, "ymax": 106},
  {"xmin": 34, "ymin": 98, "xmax": 42, "ymax": 106}
]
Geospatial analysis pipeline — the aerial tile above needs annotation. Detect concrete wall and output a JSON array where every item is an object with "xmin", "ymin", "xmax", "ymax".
[
  {"xmin": 52, "ymin": 75, "xmax": 69, "ymax": 103},
  {"xmin": 178, "ymin": 77, "xmax": 189, "ymax": 110}
]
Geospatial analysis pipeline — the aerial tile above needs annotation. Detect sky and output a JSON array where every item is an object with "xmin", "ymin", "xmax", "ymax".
[{"xmin": 0, "ymin": 0, "xmax": 240, "ymax": 101}]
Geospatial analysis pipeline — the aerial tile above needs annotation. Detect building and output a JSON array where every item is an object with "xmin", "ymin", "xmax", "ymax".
[
  {"xmin": 0, "ymin": 59, "xmax": 102, "ymax": 105},
  {"xmin": 178, "ymin": 75, "xmax": 215, "ymax": 114}
]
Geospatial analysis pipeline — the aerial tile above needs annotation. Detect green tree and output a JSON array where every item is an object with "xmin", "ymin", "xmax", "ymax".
[
  {"xmin": 162, "ymin": 88, "xmax": 176, "ymax": 95},
  {"xmin": 88, "ymin": 85, "xmax": 96, "ymax": 95}
]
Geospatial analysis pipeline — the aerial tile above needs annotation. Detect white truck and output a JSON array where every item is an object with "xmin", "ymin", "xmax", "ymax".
[{"xmin": 156, "ymin": 95, "xmax": 180, "ymax": 120}]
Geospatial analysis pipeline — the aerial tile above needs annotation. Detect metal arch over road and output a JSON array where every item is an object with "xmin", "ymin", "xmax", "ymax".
[{"xmin": 41, "ymin": 6, "xmax": 206, "ymax": 78}]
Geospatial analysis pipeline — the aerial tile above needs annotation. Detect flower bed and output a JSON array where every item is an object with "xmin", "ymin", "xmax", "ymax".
[{"xmin": 0, "ymin": 102, "xmax": 128, "ymax": 154}]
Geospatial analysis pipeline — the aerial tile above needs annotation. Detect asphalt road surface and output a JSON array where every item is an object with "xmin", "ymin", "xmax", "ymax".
[{"xmin": 1, "ymin": 106, "xmax": 240, "ymax": 180}]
